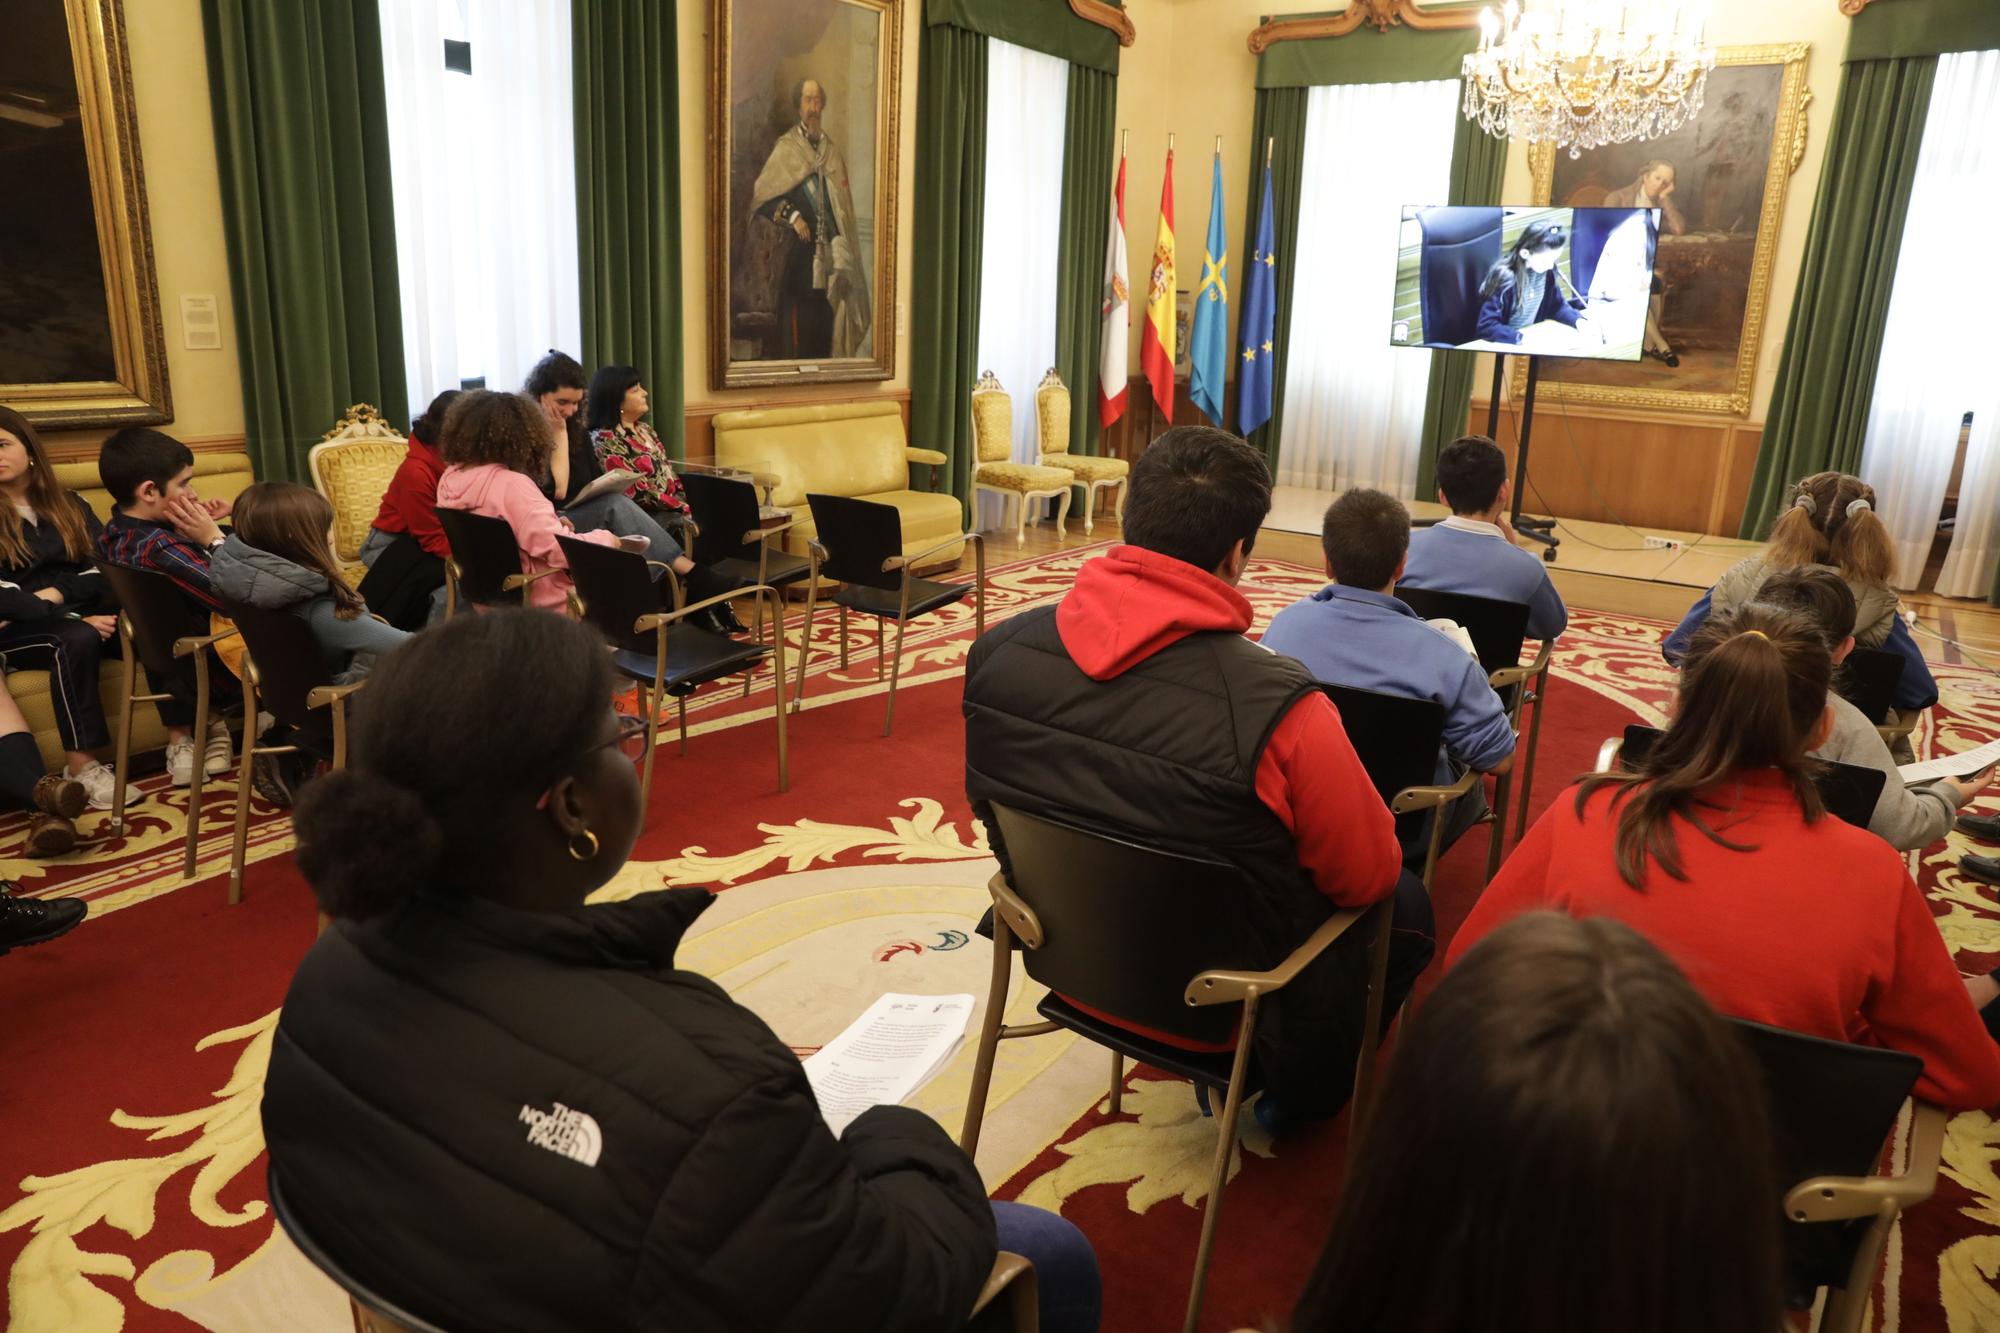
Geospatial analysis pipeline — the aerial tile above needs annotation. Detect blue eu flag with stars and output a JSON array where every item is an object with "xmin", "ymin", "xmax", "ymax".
[{"xmin": 1237, "ymin": 163, "xmax": 1277, "ymax": 438}]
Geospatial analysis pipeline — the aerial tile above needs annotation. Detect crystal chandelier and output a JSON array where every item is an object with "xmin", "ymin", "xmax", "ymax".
[{"xmin": 1462, "ymin": 0, "xmax": 1716, "ymax": 158}]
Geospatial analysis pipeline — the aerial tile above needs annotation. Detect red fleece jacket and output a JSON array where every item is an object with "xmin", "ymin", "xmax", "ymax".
[
  {"xmin": 1055, "ymin": 546, "xmax": 1401, "ymax": 910},
  {"xmin": 372, "ymin": 434, "xmax": 450, "ymax": 560},
  {"xmin": 1449, "ymin": 771, "xmax": 2000, "ymax": 1110}
]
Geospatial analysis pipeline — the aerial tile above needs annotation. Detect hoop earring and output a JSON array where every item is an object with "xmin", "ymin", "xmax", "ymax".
[{"xmin": 567, "ymin": 829, "xmax": 600, "ymax": 862}]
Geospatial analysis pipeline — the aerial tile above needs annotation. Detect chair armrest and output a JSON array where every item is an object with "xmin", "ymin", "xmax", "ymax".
[
  {"xmin": 985, "ymin": 869, "xmax": 1045, "ymax": 949},
  {"xmin": 1489, "ymin": 637, "xmax": 1555, "ymax": 690},
  {"xmin": 905, "ymin": 446, "xmax": 949, "ymax": 467},
  {"xmin": 883, "ymin": 530, "xmax": 983, "ymax": 573},
  {"xmin": 1388, "ymin": 765, "xmax": 1480, "ymax": 815},
  {"xmin": 633, "ymin": 583, "xmax": 776, "ymax": 633},
  {"xmin": 1784, "ymin": 1101, "xmax": 1948, "ymax": 1222},
  {"xmin": 969, "ymin": 1252, "xmax": 1036, "ymax": 1320},
  {"xmin": 305, "ymin": 681, "xmax": 365, "ymax": 711},
  {"xmin": 1595, "ymin": 737, "xmax": 1624, "ymax": 772},
  {"xmin": 500, "ymin": 568, "xmax": 561, "ymax": 592},
  {"xmin": 742, "ymin": 517, "xmax": 801, "ymax": 544},
  {"xmin": 172, "ymin": 627, "xmax": 239, "ymax": 658},
  {"xmin": 1185, "ymin": 900, "xmax": 1381, "ymax": 1007}
]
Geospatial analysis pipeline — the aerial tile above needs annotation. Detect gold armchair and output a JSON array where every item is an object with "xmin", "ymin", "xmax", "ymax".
[
  {"xmin": 971, "ymin": 371, "xmax": 1074, "ymax": 546},
  {"xmin": 308, "ymin": 404, "xmax": 409, "ymax": 585}
]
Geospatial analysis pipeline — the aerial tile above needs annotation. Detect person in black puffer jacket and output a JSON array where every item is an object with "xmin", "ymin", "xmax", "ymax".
[{"xmin": 262, "ymin": 609, "xmax": 1037, "ymax": 1332}]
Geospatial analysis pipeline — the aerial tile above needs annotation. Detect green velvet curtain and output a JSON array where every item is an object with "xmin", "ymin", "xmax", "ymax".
[
  {"xmin": 1053, "ymin": 67, "xmax": 1118, "ymax": 456},
  {"xmin": 1240, "ymin": 87, "xmax": 1308, "ymax": 470},
  {"xmin": 1737, "ymin": 57, "xmax": 1937, "ymax": 539},
  {"xmin": 1414, "ymin": 107, "xmax": 1508, "ymax": 500},
  {"xmin": 573, "ymin": 0, "xmax": 683, "ymax": 458},
  {"xmin": 202, "ymin": 0, "xmax": 407, "ymax": 481},
  {"xmin": 1847, "ymin": 0, "xmax": 2000, "ymax": 61},
  {"xmin": 925, "ymin": 0, "xmax": 1120, "ymax": 72},
  {"xmin": 1256, "ymin": 20, "xmax": 1478, "ymax": 88},
  {"xmin": 908, "ymin": 23, "xmax": 990, "ymax": 513}
]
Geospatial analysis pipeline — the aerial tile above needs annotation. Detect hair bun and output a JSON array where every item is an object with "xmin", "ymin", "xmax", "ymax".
[{"xmin": 293, "ymin": 769, "xmax": 444, "ymax": 921}]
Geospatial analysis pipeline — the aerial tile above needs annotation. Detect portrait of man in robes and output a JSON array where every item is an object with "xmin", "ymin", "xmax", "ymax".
[{"xmin": 737, "ymin": 78, "xmax": 873, "ymax": 361}]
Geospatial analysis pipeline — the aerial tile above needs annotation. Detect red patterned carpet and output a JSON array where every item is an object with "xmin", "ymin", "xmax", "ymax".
[{"xmin": 5, "ymin": 542, "xmax": 2000, "ymax": 1333}]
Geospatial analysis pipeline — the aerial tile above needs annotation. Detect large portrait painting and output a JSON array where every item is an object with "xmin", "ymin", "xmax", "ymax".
[
  {"xmin": 1, "ymin": 0, "xmax": 168, "ymax": 427},
  {"xmin": 1523, "ymin": 43, "xmax": 1811, "ymax": 416},
  {"xmin": 708, "ymin": 0, "xmax": 900, "ymax": 390}
]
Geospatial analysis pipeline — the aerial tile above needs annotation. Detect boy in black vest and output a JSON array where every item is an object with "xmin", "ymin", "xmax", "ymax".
[{"xmin": 962, "ymin": 426, "xmax": 1434, "ymax": 1135}]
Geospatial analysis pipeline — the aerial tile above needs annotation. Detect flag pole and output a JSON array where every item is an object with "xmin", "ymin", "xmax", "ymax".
[
  {"xmin": 1265, "ymin": 136, "xmax": 1273, "ymax": 166},
  {"xmin": 1214, "ymin": 135, "xmax": 1221, "ymax": 158},
  {"xmin": 1121, "ymin": 128, "xmax": 1128, "ymax": 157},
  {"xmin": 1168, "ymin": 132, "xmax": 1175, "ymax": 152}
]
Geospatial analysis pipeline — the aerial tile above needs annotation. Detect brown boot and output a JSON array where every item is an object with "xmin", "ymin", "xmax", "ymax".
[
  {"xmin": 32, "ymin": 774, "xmax": 87, "ymax": 820},
  {"xmin": 24, "ymin": 812, "xmax": 77, "ymax": 858}
]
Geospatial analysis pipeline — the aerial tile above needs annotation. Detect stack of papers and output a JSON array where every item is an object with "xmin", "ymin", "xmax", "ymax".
[
  {"xmin": 803, "ymin": 992, "xmax": 973, "ymax": 1136},
  {"xmin": 1897, "ymin": 736, "xmax": 2000, "ymax": 785}
]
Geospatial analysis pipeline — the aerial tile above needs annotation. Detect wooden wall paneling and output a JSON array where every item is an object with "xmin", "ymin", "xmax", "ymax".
[{"xmin": 1716, "ymin": 424, "xmax": 1763, "ymax": 537}]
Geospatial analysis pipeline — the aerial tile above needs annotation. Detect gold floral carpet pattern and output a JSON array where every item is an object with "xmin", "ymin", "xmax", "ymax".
[{"xmin": 3, "ymin": 546, "xmax": 2000, "ymax": 1332}]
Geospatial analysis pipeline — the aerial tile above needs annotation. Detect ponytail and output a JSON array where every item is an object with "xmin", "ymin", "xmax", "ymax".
[
  {"xmin": 1766, "ymin": 471, "xmax": 1895, "ymax": 586},
  {"xmin": 295, "ymin": 770, "xmax": 445, "ymax": 920},
  {"xmin": 1578, "ymin": 604, "xmax": 1828, "ymax": 887}
]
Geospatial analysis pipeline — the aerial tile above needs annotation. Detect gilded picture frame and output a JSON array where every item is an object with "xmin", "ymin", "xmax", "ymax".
[
  {"xmin": 1516, "ymin": 42, "xmax": 1813, "ymax": 417},
  {"xmin": 708, "ymin": 0, "xmax": 902, "ymax": 390},
  {"xmin": 1, "ymin": 0, "xmax": 169, "ymax": 427}
]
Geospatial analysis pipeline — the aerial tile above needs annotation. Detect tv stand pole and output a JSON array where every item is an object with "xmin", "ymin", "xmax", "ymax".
[{"xmin": 1486, "ymin": 353, "xmax": 1559, "ymax": 562}]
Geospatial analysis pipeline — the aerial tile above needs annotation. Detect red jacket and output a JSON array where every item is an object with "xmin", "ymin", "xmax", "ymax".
[
  {"xmin": 1449, "ymin": 770, "xmax": 2000, "ymax": 1109},
  {"xmin": 373, "ymin": 434, "xmax": 449, "ymax": 560}
]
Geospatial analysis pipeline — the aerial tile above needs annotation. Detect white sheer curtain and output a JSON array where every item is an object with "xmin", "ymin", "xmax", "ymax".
[
  {"xmin": 1275, "ymin": 78, "xmax": 1458, "ymax": 497},
  {"xmin": 1859, "ymin": 48, "xmax": 2000, "ymax": 593},
  {"xmin": 379, "ymin": 0, "xmax": 581, "ymax": 410},
  {"xmin": 974, "ymin": 40, "xmax": 1068, "ymax": 527}
]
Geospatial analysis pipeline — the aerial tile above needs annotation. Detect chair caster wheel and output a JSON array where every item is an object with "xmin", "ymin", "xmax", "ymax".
[{"xmin": 1542, "ymin": 547, "xmax": 1557, "ymax": 563}]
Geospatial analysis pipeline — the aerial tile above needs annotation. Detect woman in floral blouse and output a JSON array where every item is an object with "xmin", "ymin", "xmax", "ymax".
[{"xmin": 585, "ymin": 365, "xmax": 690, "ymax": 526}]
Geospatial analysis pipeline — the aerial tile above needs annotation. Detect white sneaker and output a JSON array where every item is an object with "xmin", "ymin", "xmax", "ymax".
[
  {"xmin": 204, "ymin": 721, "xmax": 233, "ymax": 777},
  {"xmin": 166, "ymin": 736, "xmax": 196, "ymax": 787},
  {"xmin": 68, "ymin": 760, "xmax": 138, "ymax": 811}
]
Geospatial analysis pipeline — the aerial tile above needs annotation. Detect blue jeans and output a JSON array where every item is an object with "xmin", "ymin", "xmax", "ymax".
[
  {"xmin": 991, "ymin": 1201, "xmax": 1100, "ymax": 1333},
  {"xmin": 565, "ymin": 491, "xmax": 684, "ymax": 564}
]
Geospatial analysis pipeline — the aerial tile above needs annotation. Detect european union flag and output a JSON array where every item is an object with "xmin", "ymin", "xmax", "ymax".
[
  {"xmin": 1238, "ymin": 163, "xmax": 1277, "ymax": 437},
  {"xmin": 1188, "ymin": 154, "xmax": 1229, "ymax": 427}
]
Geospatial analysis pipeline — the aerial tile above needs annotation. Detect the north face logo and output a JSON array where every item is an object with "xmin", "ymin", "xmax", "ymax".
[{"xmin": 518, "ymin": 1101, "xmax": 603, "ymax": 1167}]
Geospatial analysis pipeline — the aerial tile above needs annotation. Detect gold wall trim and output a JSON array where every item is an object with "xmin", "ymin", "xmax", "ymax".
[
  {"xmin": 1069, "ymin": 1, "xmax": 1135, "ymax": 47},
  {"xmin": 1248, "ymin": 1, "xmax": 1481, "ymax": 53}
]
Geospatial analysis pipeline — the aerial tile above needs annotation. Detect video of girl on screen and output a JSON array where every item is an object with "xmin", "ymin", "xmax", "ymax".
[{"xmin": 1390, "ymin": 205, "xmax": 1662, "ymax": 362}]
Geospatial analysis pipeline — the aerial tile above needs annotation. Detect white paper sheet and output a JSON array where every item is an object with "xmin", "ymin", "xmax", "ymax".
[
  {"xmin": 1898, "ymin": 736, "xmax": 2000, "ymax": 785},
  {"xmin": 803, "ymin": 992, "xmax": 974, "ymax": 1136},
  {"xmin": 561, "ymin": 468, "xmax": 644, "ymax": 510}
]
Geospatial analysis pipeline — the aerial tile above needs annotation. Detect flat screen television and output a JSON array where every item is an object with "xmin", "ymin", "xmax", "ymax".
[{"xmin": 1390, "ymin": 205, "xmax": 1660, "ymax": 361}]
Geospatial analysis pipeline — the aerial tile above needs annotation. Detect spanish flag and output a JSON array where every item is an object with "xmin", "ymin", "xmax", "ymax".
[{"xmin": 1139, "ymin": 146, "xmax": 1176, "ymax": 423}]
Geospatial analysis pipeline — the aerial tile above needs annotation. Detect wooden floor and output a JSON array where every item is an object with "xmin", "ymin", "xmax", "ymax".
[{"xmin": 945, "ymin": 499, "xmax": 2000, "ymax": 671}]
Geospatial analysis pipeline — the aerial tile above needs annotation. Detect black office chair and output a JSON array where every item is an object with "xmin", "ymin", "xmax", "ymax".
[
  {"xmin": 1835, "ymin": 645, "xmax": 1923, "ymax": 754},
  {"xmin": 1610, "ymin": 724, "xmax": 1887, "ymax": 829},
  {"xmin": 96, "ymin": 562, "xmax": 239, "ymax": 879},
  {"xmin": 959, "ymin": 801, "xmax": 1391, "ymax": 1333},
  {"xmin": 678, "ymin": 470, "xmax": 811, "ymax": 643},
  {"xmin": 558, "ymin": 535, "xmax": 787, "ymax": 803},
  {"xmin": 1322, "ymin": 684, "xmax": 1483, "ymax": 893},
  {"xmin": 1392, "ymin": 585, "xmax": 1552, "ymax": 868},
  {"xmin": 793, "ymin": 493, "xmax": 985, "ymax": 736},
  {"xmin": 1416, "ymin": 206, "xmax": 1503, "ymax": 348},
  {"xmin": 432, "ymin": 507, "xmax": 558, "ymax": 615},
  {"xmin": 216, "ymin": 598, "xmax": 362, "ymax": 907},
  {"xmin": 1731, "ymin": 1019, "xmax": 1944, "ymax": 1333},
  {"xmin": 268, "ymin": 1169, "xmax": 450, "ymax": 1333}
]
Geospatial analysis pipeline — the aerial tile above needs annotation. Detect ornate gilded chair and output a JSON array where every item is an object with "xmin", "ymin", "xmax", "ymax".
[
  {"xmin": 308, "ymin": 404, "xmax": 409, "ymax": 585},
  {"xmin": 971, "ymin": 371, "xmax": 1073, "ymax": 546},
  {"xmin": 1034, "ymin": 368, "xmax": 1128, "ymax": 536}
]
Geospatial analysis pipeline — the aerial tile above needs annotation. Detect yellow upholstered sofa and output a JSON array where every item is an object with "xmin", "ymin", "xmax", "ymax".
[
  {"xmin": 711, "ymin": 401, "xmax": 965, "ymax": 570},
  {"xmin": 8, "ymin": 451, "xmax": 257, "ymax": 771}
]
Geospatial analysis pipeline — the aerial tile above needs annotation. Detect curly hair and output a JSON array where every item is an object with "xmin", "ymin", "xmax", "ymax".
[{"xmin": 438, "ymin": 390, "xmax": 551, "ymax": 482}]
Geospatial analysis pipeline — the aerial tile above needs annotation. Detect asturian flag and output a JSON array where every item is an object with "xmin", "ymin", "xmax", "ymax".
[
  {"xmin": 1139, "ymin": 146, "xmax": 1177, "ymax": 423},
  {"xmin": 1238, "ymin": 160, "xmax": 1278, "ymax": 437},
  {"xmin": 1097, "ymin": 151, "xmax": 1131, "ymax": 429},
  {"xmin": 1188, "ymin": 151, "xmax": 1229, "ymax": 427}
]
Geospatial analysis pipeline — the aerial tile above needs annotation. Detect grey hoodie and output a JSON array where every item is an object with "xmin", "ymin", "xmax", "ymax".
[
  {"xmin": 210, "ymin": 536, "xmax": 409, "ymax": 684},
  {"xmin": 1811, "ymin": 690, "xmax": 1955, "ymax": 851}
]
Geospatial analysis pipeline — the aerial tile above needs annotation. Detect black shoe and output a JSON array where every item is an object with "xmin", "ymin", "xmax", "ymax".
[
  {"xmin": 0, "ymin": 893, "xmax": 87, "ymax": 956},
  {"xmin": 1961, "ymin": 855, "xmax": 2000, "ymax": 887},
  {"xmin": 1645, "ymin": 347, "xmax": 1681, "ymax": 368},
  {"xmin": 713, "ymin": 603, "xmax": 750, "ymax": 635},
  {"xmin": 252, "ymin": 752, "xmax": 296, "ymax": 808},
  {"xmin": 1958, "ymin": 813, "xmax": 2000, "ymax": 843}
]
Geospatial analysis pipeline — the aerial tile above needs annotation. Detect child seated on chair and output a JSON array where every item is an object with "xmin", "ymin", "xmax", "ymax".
[
  {"xmin": 1262, "ymin": 488, "xmax": 1515, "ymax": 867},
  {"xmin": 357, "ymin": 388, "xmax": 458, "ymax": 630},
  {"xmin": 1400, "ymin": 434, "xmax": 1567, "ymax": 641},
  {"xmin": 95, "ymin": 426, "xmax": 240, "ymax": 788}
]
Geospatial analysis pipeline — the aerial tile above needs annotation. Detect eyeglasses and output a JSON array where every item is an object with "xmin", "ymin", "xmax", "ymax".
[{"xmin": 534, "ymin": 715, "xmax": 650, "ymax": 810}]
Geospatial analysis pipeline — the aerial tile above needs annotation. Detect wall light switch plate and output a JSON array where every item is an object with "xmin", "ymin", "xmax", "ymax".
[{"xmin": 180, "ymin": 295, "xmax": 222, "ymax": 350}]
